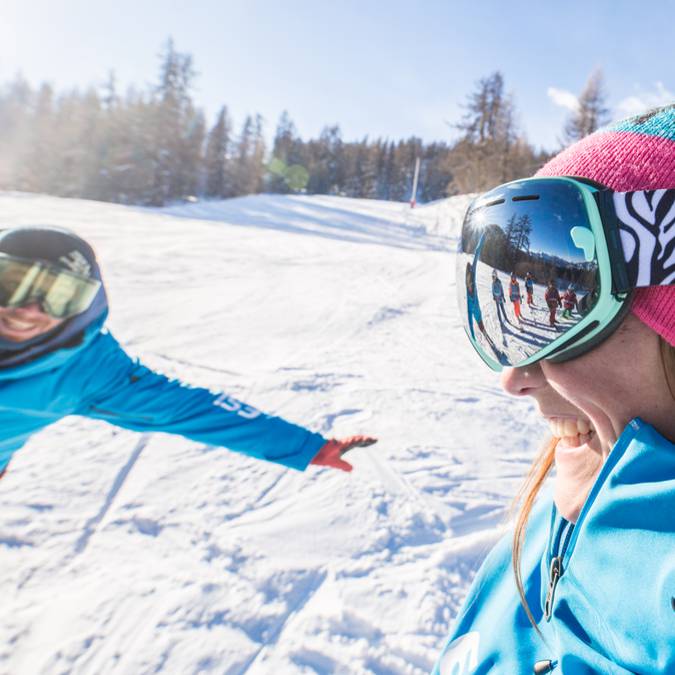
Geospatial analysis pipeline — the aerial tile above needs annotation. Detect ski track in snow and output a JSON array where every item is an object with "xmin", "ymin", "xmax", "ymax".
[
  {"xmin": 74, "ymin": 434, "xmax": 152, "ymax": 555},
  {"xmin": 0, "ymin": 192, "xmax": 548, "ymax": 674}
]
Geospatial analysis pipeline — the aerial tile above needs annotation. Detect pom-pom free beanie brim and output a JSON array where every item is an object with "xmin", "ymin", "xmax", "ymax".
[{"xmin": 536, "ymin": 105, "xmax": 675, "ymax": 346}]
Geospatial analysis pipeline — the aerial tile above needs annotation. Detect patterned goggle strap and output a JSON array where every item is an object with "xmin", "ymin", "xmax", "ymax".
[{"xmin": 613, "ymin": 189, "xmax": 675, "ymax": 288}]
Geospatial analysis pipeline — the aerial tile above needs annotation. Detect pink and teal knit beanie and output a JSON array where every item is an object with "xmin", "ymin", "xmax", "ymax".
[{"xmin": 537, "ymin": 104, "xmax": 675, "ymax": 346}]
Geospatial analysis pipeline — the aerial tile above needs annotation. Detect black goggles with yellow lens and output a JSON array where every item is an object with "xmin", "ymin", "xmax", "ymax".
[
  {"xmin": 457, "ymin": 177, "xmax": 675, "ymax": 371},
  {"xmin": 0, "ymin": 254, "xmax": 101, "ymax": 319}
]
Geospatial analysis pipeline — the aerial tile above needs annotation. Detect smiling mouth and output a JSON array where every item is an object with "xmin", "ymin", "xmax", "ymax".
[
  {"xmin": 0, "ymin": 316, "xmax": 41, "ymax": 332},
  {"xmin": 547, "ymin": 417, "xmax": 596, "ymax": 448}
]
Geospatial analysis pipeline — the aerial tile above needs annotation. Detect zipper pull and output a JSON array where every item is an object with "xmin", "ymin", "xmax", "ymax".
[{"xmin": 544, "ymin": 556, "xmax": 561, "ymax": 621}]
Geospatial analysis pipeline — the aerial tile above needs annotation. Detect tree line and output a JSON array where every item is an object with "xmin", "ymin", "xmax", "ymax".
[{"xmin": 0, "ymin": 40, "xmax": 609, "ymax": 207}]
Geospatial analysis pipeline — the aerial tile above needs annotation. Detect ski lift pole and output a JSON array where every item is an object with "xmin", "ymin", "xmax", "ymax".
[{"xmin": 410, "ymin": 156, "xmax": 420, "ymax": 208}]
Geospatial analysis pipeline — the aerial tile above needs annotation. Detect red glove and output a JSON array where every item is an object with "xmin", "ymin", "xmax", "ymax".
[{"xmin": 310, "ymin": 435, "xmax": 378, "ymax": 472}]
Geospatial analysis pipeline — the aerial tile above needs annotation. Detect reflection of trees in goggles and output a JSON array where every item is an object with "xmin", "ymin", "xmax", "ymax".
[{"xmin": 0, "ymin": 255, "xmax": 101, "ymax": 319}]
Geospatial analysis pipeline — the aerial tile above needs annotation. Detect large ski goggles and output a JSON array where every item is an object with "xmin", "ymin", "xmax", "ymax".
[
  {"xmin": 0, "ymin": 254, "xmax": 101, "ymax": 319},
  {"xmin": 457, "ymin": 177, "xmax": 675, "ymax": 371}
]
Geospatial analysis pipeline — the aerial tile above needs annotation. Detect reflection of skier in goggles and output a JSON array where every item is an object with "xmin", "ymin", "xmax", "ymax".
[
  {"xmin": 0, "ymin": 227, "xmax": 375, "ymax": 482},
  {"xmin": 544, "ymin": 279, "xmax": 562, "ymax": 327},
  {"xmin": 491, "ymin": 270, "xmax": 508, "ymax": 324},
  {"xmin": 525, "ymin": 272, "xmax": 535, "ymax": 306},
  {"xmin": 562, "ymin": 285, "xmax": 578, "ymax": 319},
  {"xmin": 437, "ymin": 105, "xmax": 675, "ymax": 675},
  {"xmin": 509, "ymin": 273, "xmax": 523, "ymax": 325},
  {"xmin": 464, "ymin": 233, "xmax": 493, "ymax": 342},
  {"xmin": 465, "ymin": 263, "xmax": 486, "ymax": 338}
]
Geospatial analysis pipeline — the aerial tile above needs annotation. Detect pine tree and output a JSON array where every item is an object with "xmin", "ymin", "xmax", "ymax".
[
  {"xmin": 21, "ymin": 83, "xmax": 57, "ymax": 193},
  {"xmin": 101, "ymin": 71, "xmax": 118, "ymax": 110},
  {"xmin": 343, "ymin": 138, "xmax": 375, "ymax": 198},
  {"xmin": 250, "ymin": 114, "xmax": 266, "ymax": 194},
  {"xmin": 450, "ymin": 71, "xmax": 534, "ymax": 193},
  {"xmin": 71, "ymin": 88, "xmax": 106, "ymax": 199},
  {"xmin": 269, "ymin": 110, "xmax": 298, "ymax": 193},
  {"xmin": 231, "ymin": 114, "xmax": 266, "ymax": 196},
  {"xmin": 110, "ymin": 88, "xmax": 157, "ymax": 204},
  {"xmin": 381, "ymin": 141, "xmax": 395, "ymax": 200},
  {"xmin": 204, "ymin": 106, "xmax": 232, "ymax": 198},
  {"xmin": 419, "ymin": 142, "xmax": 454, "ymax": 202},
  {"xmin": 0, "ymin": 75, "xmax": 32, "ymax": 189},
  {"xmin": 180, "ymin": 106, "xmax": 205, "ymax": 197},
  {"xmin": 456, "ymin": 72, "xmax": 517, "ymax": 164},
  {"xmin": 272, "ymin": 111, "xmax": 296, "ymax": 163},
  {"xmin": 307, "ymin": 125, "xmax": 343, "ymax": 194},
  {"xmin": 150, "ymin": 38, "xmax": 197, "ymax": 205},
  {"xmin": 563, "ymin": 70, "xmax": 610, "ymax": 145}
]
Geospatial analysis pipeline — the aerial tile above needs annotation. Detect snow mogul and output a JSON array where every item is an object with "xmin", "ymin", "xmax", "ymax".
[
  {"xmin": 0, "ymin": 227, "xmax": 375, "ymax": 481},
  {"xmin": 440, "ymin": 105, "xmax": 674, "ymax": 673}
]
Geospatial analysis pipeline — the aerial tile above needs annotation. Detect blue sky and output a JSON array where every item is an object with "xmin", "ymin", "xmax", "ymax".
[{"xmin": 1, "ymin": 1, "xmax": 673, "ymax": 151}]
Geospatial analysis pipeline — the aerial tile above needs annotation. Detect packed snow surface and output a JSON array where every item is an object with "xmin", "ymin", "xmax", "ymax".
[{"xmin": 0, "ymin": 192, "xmax": 547, "ymax": 674}]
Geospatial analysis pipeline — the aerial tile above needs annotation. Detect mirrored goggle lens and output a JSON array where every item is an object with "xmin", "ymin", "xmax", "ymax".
[
  {"xmin": 0, "ymin": 256, "xmax": 101, "ymax": 319},
  {"xmin": 457, "ymin": 179, "xmax": 601, "ymax": 369}
]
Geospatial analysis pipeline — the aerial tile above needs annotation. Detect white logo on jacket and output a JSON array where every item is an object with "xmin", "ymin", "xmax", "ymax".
[
  {"xmin": 213, "ymin": 393, "xmax": 261, "ymax": 419},
  {"xmin": 439, "ymin": 631, "xmax": 480, "ymax": 675}
]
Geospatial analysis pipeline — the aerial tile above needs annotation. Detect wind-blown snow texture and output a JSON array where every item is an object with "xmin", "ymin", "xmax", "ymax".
[{"xmin": 0, "ymin": 192, "xmax": 547, "ymax": 674}]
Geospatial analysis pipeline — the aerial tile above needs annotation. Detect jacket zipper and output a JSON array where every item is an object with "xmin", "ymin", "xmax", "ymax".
[
  {"xmin": 544, "ymin": 556, "xmax": 561, "ymax": 621},
  {"xmin": 544, "ymin": 520, "xmax": 574, "ymax": 621}
]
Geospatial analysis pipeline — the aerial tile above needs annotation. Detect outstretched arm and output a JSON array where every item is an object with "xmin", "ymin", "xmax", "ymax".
[{"xmin": 78, "ymin": 332, "xmax": 326, "ymax": 471}]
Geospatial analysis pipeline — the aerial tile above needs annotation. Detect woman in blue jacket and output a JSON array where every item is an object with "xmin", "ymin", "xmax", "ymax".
[
  {"xmin": 436, "ymin": 105, "xmax": 675, "ymax": 674},
  {"xmin": 0, "ymin": 227, "xmax": 374, "ymax": 481}
]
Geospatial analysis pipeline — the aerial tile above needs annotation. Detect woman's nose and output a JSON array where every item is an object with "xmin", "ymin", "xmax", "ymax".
[{"xmin": 500, "ymin": 363, "xmax": 546, "ymax": 397}]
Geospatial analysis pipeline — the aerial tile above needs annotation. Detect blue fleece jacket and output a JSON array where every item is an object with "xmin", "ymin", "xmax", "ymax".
[
  {"xmin": 433, "ymin": 418, "xmax": 675, "ymax": 674},
  {"xmin": 0, "ymin": 318, "xmax": 326, "ymax": 473}
]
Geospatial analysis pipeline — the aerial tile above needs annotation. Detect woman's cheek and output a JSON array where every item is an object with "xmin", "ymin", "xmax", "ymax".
[{"xmin": 542, "ymin": 361, "xmax": 603, "ymax": 408}]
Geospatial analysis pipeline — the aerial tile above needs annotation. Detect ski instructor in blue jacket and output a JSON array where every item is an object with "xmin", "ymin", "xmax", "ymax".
[
  {"xmin": 0, "ymin": 227, "xmax": 375, "ymax": 482},
  {"xmin": 440, "ymin": 105, "xmax": 675, "ymax": 673}
]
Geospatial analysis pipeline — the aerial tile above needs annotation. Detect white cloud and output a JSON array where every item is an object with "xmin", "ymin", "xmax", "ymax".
[
  {"xmin": 616, "ymin": 82, "xmax": 675, "ymax": 117},
  {"xmin": 547, "ymin": 87, "xmax": 579, "ymax": 112}
]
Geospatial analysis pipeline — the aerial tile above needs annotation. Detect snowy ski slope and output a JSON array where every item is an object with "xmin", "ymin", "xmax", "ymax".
[{"xmin": 0, "ymin": 192, "xmax": 548, "ymax": 674}]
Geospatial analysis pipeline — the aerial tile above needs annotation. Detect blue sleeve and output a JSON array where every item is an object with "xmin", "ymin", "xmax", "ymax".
[
  {"xmin": 465, "ymin": 233, "xmax": 486, "ymax": 340},
  {"xmin": 79, "ymin": 332, "xmax": 326, "ymax": 471},
  {"xmin": 470, "ymin": 233, "xmax": 486, "ymax": 285},
  {"xmin": 466, "ymin": 296, "xmax": 476, "ymax": 340}
]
